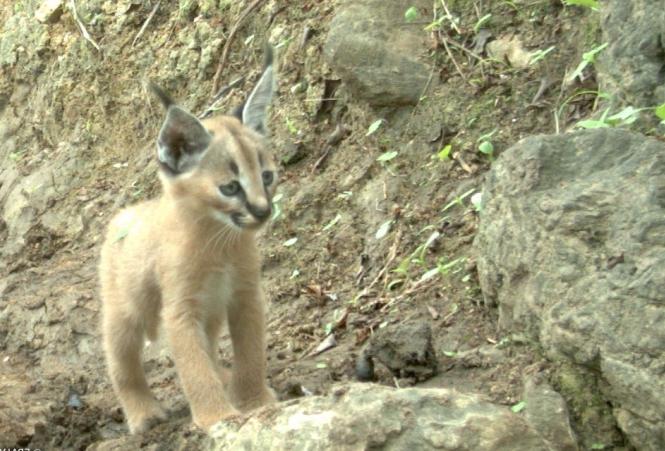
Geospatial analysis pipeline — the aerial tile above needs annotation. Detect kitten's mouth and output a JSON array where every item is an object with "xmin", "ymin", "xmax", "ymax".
[{"xmin": 231, "ymin": 212, "xmax": 266, "ymax": 229}]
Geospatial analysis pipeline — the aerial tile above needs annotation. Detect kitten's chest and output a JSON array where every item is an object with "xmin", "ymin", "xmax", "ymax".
[{"xmin": 198, "ymin": 269, "xmax": 235, "ymax": 312}]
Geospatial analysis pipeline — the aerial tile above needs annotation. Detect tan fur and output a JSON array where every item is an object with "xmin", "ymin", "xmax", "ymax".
[{"xmin": 99, "ymin": 115, "xmax": 277, "ymax": 434}]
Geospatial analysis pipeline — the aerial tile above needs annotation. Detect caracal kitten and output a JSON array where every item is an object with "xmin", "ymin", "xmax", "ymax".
[{"xmin": 99, "ymin": 49, "xmax": 278, "ymax": 434}]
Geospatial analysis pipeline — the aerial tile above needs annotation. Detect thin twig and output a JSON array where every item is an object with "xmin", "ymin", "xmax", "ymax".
[
  {"xmin": 440, "ymin": 0, "xmax": 461, "ymax": 34},
  {"xmin": 199, "ymin": 76, "xmax": 246, "ymax": 118},
  {"xmin": 442, "ymin": 35, "xmax": 484, "ymax": 62},
  {"xmin": 210, "ymin": 0, "xmax": 265, "ymax": 97},
  {"xmin": 441, "ymin": 34, "xmax": 469, "ymax": 84},
  {"xmin": 70, "ymin": 0, "xmax": 101, "ymax": 52},
  {"xmin": 132, "ymin": 0, "xmax": 161, "ymax": 47}
]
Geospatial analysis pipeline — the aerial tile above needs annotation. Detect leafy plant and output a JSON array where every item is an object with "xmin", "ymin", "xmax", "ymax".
[
  {"xmin": 271, "ymin": 193, "xmax": 284, "ymax": 221},
  {"xmin": 655, "ymin": 102, "xmax": 665, "ymax": 123},
  {"xmin": 377, "ymin": 150, "xmax": 399, "ymax": 164},
  {"xmin": 511, "ymin": 401, "xmax": 527, "ymax": 413},
  {"xmin": 442, "ymin": 188, "xmax": 475, "ymax": 213},
  {"xmin": 529, "ymin": 46, "xmax": 556, "ymax": 65},
  {"xmin": 473, "ymin": 13, "xmax": 491, "ymax": 33},
  {"xmin": 436, "ymin": 144, "xmax": 452, "ymax": 161},
  {"xmin": 404, "ymin": 6, "xmax": 419, "ymax": 22},
  {"xmin": 567, "ymin": 42, "xmax": 608, "ymax": 83},
  {"xmin": 394, "ymin": 231, "xmax": 440, "ymax": 275},
  {"xmin": 366, "ymin": 119, "xmax": 384, "ymax": 136},
  {"xmin": 562, "ymin": 0, "xmax": 599, "ymax": 10},
  {"xmin": 375, "ymin": 220, "xmax": 393, "ymax": 240},
  {"xmin": 576, "ymin": 105, "xmax": 646, "ymax": 129},
  {"xmin": 322, "ymin": 214, "xmax": 342, "ymax": 232},
  {"xmin": 285, "ymin": 117, "xmax": 299, "ymax": 135},
  {"xmin": 477, "ymin": 129, "xmax": 497, "ymax": 160}
]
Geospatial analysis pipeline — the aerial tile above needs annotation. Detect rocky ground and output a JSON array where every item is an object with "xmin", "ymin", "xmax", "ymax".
[{"xmin": 1, "ymin": 0, "xmax": 664, "ymax": 450}]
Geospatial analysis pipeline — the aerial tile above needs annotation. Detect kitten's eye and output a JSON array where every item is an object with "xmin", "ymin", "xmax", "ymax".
[
  {"xmin": 262, "ymin": 170, "xmax": 274, "ymax": 186},
  {"xmin": 219, "ymin": 181, "xmax": 241, "ymax": 196}
]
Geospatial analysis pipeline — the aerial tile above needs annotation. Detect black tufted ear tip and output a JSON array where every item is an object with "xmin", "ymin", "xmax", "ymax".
[{"xmin": 148, "ymin": 81, "xmax": 176, "ymax": 109}]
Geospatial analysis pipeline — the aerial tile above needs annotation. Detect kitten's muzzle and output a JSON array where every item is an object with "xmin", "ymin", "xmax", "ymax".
[{"xmin": 246, "ymin": 203, "xmax": 271, "ymax": 222}]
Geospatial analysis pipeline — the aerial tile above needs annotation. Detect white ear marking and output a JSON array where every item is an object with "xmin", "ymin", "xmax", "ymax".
[{"xmin": 242, "ymin": 56, "xmax": 276, "ymax": 134}]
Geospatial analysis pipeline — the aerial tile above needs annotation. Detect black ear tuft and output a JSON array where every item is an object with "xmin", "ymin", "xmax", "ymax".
[
  {"xmin": 241, "ymin": 45, "xmax": 276, "ymax": 135},
  {"xmin": 230, "ymin": 103, "xmax": 244, "ymax": 121},
  {"xmin": 148, "ymin": 81, "xmax": 176, "ymax": 109},
  {"xmin": 157, "ymin": 106, "xmax": 212, "ymax": 175}
]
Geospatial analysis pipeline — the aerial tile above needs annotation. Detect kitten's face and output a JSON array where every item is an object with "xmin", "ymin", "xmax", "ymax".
[
  {"xmin": 186, "ymin": 116, "xmax": 278, "ymax": 230},
  {"xmin": 151, "ymin": 46, "xmax": 277, "ymax": 231}
]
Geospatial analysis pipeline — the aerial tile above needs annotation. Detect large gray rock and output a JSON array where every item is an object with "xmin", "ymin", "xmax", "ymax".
[
  {"xmin": 209, "ymin": 383, "xmax": 551, "ymax": 450},
  {"xmin": 324, "ymin": 0, "xmax": 431, "ymax": 107},
  {"xmin": 474, "ymin": 129, "xmax": 665, "ymax": 450},
  {"xmin": 598, "ymin": 1, "xmax": 665, "ymax": 109}
]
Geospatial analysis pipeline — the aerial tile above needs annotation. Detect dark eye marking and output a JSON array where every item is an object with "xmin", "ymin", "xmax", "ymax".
[
  {"xmin": 219, "ymin": 180, "xmax": 242, "ymax": 196},
  {"xmin": 262, "ymin": 170, "xmax": 274, "ymax": 186},
  {"xmin": 229, "ymin": 160, "xmax": 239, "ymax": 175}
]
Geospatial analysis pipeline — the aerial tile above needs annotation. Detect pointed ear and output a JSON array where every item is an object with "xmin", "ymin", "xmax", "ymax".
[
  {"xmin": 157, "ymin": 106, "xmax": 212, "ymax": 175},
  {"xmin": 242, "ymin": 46, "xmax": 276, "ymax": 134}
]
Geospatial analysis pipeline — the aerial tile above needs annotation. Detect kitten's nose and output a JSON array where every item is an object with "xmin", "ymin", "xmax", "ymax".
[{"xmin": 247, "ymin": 202, "xmax": 271, "ymax": 221}]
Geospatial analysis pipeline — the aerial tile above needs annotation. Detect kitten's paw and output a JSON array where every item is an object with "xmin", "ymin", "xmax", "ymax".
[
  {"xmin": 194, "ymin": 407, "xmax": 241, "ymax": 433},
  {"xmin": 127, "ymin": 403, "xmax": 167, "ymax": 434},
  {"xmin": 233, "ymin": 386, "xmax": 277, "ymax": 412}
]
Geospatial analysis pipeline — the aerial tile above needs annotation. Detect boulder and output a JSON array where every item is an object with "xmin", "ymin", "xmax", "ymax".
[
  {"xmin": 324, "ymin": 0, "xmax": 431, "ymax": 107},
  {"xmin": 597, "ymin": 1, "xmax": 665, "ymax": 109},
  {"xmin": 474, "ymin": 129, "xmax": 665, "ymax": 450},
  {"xmin": 367, "ymin": 321, "xmax": 437, "ymax": 382},
  {"xmin": 209, "ymin": 383, "xmax": 551, "ymax": 450},
  {"xmin": 523, "ymin": 377, "xmax": 578, "ymax": 451}
]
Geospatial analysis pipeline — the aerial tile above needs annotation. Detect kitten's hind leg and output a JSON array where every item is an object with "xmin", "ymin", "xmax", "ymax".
[{"xmin": 103, "ymin": 305, "xmax": 166, "ymax": 434}]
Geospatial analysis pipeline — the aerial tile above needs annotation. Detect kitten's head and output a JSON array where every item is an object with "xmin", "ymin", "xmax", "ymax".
[{"xmin": 150, "ymin": 48, "xmax": 278, "ymax": 230}]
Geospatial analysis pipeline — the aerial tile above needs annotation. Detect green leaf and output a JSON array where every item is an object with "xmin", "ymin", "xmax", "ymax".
[
  {"xmin": 511, "ymin": 401, "xmax": 527, "ymax": 413},
  {"xmin": 529, "ymin": 46, "xmax": 556, "ymax": 65},
  {"xmin": 568, "ymin": 43, "xmax": 608, "ymax": 82},
  {"xmin": 315, "ymin": 362, "xmax": 328, "ymax": 369},
  {"xmin": 443, "ymin": 350, "xmax": 457, "ymax": 357},
  {"xmin": 576, "ymin": 119, "xmax": 611, "ymax": 129},
  {"xmin": 419, "ymin": 267, "xmax": 440, "ymax": 283},
  {"xmin": 366, "ymin": 119, "xmax": 384, "ymax": 136},
  {"xmin": 375, "ymin": 220, "xmax": 393, "ymax": 240},
  {"xmin": 478, "ymin": 141, "xmax": 494, "ymax": 155},
  {"xmin": 607, "ymin": 106, "xmax": 641, "ymax": 125},
  {"xmin": 655, "ymin": 103, "xmax": 665, "ymax": 120},
  {"xmin": 437, "ymin": 144, "xmax": 452, "ymax": 161},
  {"xmin": 473, "ymin": 13, "xmax": 491, "ymax": 33},
  {"xmin": 322, "ymin": 214, "xmax": 342, "ymax": 231},
  {"xmin": 590, "ymin": 444, "xmax": 606, "ymax": 450},
  {"xmin": 377, "ymin": 150, "xmax": 399, "ymax": 163},
  {"xmin": 563, "ymin": 0, "xmax": 599, "ymax": 10},
  {"xmin": 404, "ymin": 6, "xmax": 418, "ymax": 22},
  {"xmin": 283, "ymin": 237, "xmax": 298, "ymax": 247},
  {"xmin": 582, "ymin": 42, "xmax": 608, "ymax": 63}
]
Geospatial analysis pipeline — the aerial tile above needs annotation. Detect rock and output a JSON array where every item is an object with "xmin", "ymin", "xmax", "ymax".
[
  {"xmin": 209, "ymin": 383, "xmax": 551, "ymax": 450},
  {"xmin": 324, "ymin": 0, "xmax": 431, "ymax": 107},
  {"xmin": 486, "ymin": 35, "xmax": 533, "ymax": 69},
  {"xmin": 474, "ymin": 129, "xmax": 665, "ymax": 450},
  {"xmin": 523, "ymin": 377, "xmax": 578, "ymax": 451},
  {"xmin": 35, "ymin": 0, "xmax": 64, "ymax": 24},
  {"xmin": 368, "ymin": 321, "xmax": 437, "ymax": 382},
  {"xmin": 597, "ymin": 1, "xmax": 665, "ymax": 110}
]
